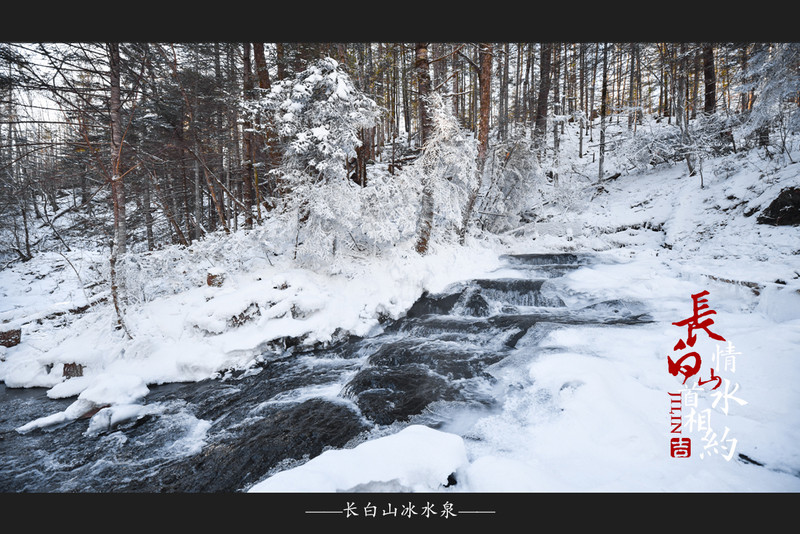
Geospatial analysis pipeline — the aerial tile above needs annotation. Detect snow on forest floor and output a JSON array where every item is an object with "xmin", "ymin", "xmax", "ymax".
[{"xmin": 1, "ymin": 130, "xmax": 799, "ymax": 492}]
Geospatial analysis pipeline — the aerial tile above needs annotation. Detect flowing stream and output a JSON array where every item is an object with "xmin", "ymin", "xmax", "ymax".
[{"xmin": 0, "ymin": 253, "xmax": 653, "ymax": 492}]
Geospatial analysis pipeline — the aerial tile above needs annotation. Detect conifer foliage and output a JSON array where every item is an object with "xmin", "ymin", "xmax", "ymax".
[{"xmin": 245, "ymin": 57, "xmax": 381, "ymax": 186}]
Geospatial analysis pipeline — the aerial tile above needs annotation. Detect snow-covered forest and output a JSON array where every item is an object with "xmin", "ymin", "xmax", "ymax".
[{"xmin": 1, "ymin": 42, "xmax": 799, "ymax": 506}]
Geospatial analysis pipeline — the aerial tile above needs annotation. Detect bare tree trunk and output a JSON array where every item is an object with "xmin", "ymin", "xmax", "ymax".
[
  {"xmin": 415, "ymin": 43, "xmax": 433, "ymax": 147},
  {"xmin": 677, "ymin": 43, "xmax": 696, "ymax": 177},
  {"xmin": 402, "ymin": 45, "xmax": 411, "ymax": 144},
  {"xmin": 190, "ymin": 48, "xmax": 203, "ymax": 241},
  {"xmin": 143, "ymin": 173, "xmax": 154, "ymax": 250},
  {"xmin": 230, "ymin": 49, "xmax": 242, "ymax": 230},
  {"xmin": 452, "ymin": 45, "xmax": 461, "ymax": 122},
  {"xmin": 628, "ymin": 43, "xmax": 637, "ymax": 130},
  {"xmin": 194, "ymin": 147, "xmax": 202, "ymax": 240},
  {"xmin": 107, "ymin": 43, "xmax": 131, "ymax": 338},
  {"xmin": 459, "ymin": 43, "xmax": 492, "ymax": 245},
  {"xmin": 241, "ymin": 43, "xmax": 256, "ymax": 228},
  {"xmin": 477, "ymin": 43, "xmax": 492, "ymax": 165},
  {"xmin": 415, "ymin": 181, "xmax": 434, "ymax": 255},
  {"xmin": 533, "ymin": 43, "xmax": 553, "ymax": 148},
  {"xmin": 703, "ymin": 44, "xmax": 717, "ymax": 114},
  {"xmin": 253, "ymin": 43, "xmax": 271, "ymax": 90},
  {"xmin": 579, "ymin": 43, "xmax": 585, "ymax": 157},
  {"xmin": 589, "ymin": 44, "xmax": 597, "ymax": 142},
  {"xmin": 109, "ymin": 44, "xmax": 126, "ymax": 257},
  {"xmin": 275, "ymin": 43, "xmax": 287, "ymax": 81},
  {"xmin": 636, "ymin": 46, "xmax": 643, "ymax": 122},
  {"xmin": 657, "ymin": 44, "xmax": 667, "ymax": 118},
  {"xmin": 353, "ymin": 127, "xmax": 369, "ymax": 186},
  {"xmin": 212, "ymin": 43, "xmax": 228, "ymax": 223},
  {"xmin": 513, "ymin": 43, "xmax": 523, "ymax": 135},
  {"xmin": 500, "ymin": 43, "xmax": 509, "ymax": 140},
  {"xmin": 524, "ymin": 44, "xmax": 535, "ymax": 130},
  {"xmin": 552, "ymin": 43, "xmax": 561, "ymax": 156},
  {"xmin": 599, "ymin": 43, "xmax": 608, "ymax": 181},
  {"xmin": 691, "ymin": 46, "xmax": 700, "ymax": 119},
  {"xmin": 147, "ymin": 170, "xmax": 188, "ymax": 246},
  {"xmin": 252, "ymin": 41, "xmax": 282, "ymax": 204},
  {"xmin": 414, "ymin": 42, "xmax": 434, "ymax": 255}
]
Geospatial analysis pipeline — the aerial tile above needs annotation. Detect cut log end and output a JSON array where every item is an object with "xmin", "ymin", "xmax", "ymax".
[{"xmin": 0, "ymin": 329, "xmax": 21, "ymax": 348}]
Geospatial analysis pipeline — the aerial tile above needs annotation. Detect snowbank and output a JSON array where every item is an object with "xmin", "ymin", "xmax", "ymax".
[
  {"xmin": 249, "ymin": 424, "xmax": 467, "ymax": 492},
  {"xmin": 16, "ymin": 373, "xmax": 149, "ymax": 434}
]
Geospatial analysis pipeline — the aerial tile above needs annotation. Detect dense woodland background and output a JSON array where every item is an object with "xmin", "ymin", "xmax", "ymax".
[{"xmin": 1, "ymin": 43, "xmax": 798, "ymax": 278}]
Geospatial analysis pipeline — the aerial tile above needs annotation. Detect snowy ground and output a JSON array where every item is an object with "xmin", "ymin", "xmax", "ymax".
[{"xmin": 1, "ymin": 119, "xmax": 799, "ymax": 493}]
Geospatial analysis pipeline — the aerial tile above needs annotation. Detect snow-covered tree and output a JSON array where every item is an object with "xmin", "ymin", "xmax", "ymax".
[
  {"xmin": 736, "ymin": 43, "xmax": 800, "ymax": 151},
  {"xmin": 241, "ymin": 58, "xmax": 387, "ymax": 267},
  {"xmin": 473, "ymin": 135, "xmax": 541, "ymax": 234},
  {"xmin": 413, "ymin": 92, "xmax": 478, "ymax": 254},
  {"xmin": 244, "ymin": 57, "xmax": 381, "ymax": 187}
]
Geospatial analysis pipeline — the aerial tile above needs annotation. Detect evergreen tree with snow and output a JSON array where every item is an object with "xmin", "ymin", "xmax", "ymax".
[
  {"xmin": 244, "ymin": 57, "xmax": 381, "ymax": 189},
  {"xmin": 242, "ymin": 58, "xmax": 392, "ymax": 267}
]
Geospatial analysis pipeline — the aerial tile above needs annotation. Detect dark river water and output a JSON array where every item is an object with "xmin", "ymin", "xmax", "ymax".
[{"xmin": 0, "ymin": 253, "xmax": 653, "ymax": 492}]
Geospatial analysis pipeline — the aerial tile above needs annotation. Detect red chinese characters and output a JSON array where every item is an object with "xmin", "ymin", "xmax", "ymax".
[
  {"xmin": 667, "ymin": 290, "xmax": 728, "ymax": 459},
  {"xmin": 672, "ymin": 290, "xmax": 726, "ymax": 350},
  {"xmin": 668, "ymin": 290, "xmax": 725, "ymax": 390},
  {"xmin": 670, "ymin": 437, "xmax": 691, "ymax": 458}
]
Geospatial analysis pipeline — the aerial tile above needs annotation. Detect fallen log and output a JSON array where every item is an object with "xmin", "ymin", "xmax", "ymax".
[{"xmin": 701, "ymin": 274, "xmax": 765, "ymax": 295}]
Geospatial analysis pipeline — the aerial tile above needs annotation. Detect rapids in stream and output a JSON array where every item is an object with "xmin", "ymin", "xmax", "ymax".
[{"xmin": 0, "ymin": 253, "xmax": 653, "ymax": 492}]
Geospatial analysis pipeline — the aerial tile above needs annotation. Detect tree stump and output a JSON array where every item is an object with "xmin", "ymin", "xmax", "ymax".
[
  {"xmin": 0, "ymin": 329, "xmax": 21, "ymax": 348},
  {"xmin": 63, "ymin": 363, "xmax": 84, "ymax": 378},
  {"xmin": 207, "ymin": 268, "xmax": 226, "ymax": 288}
]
